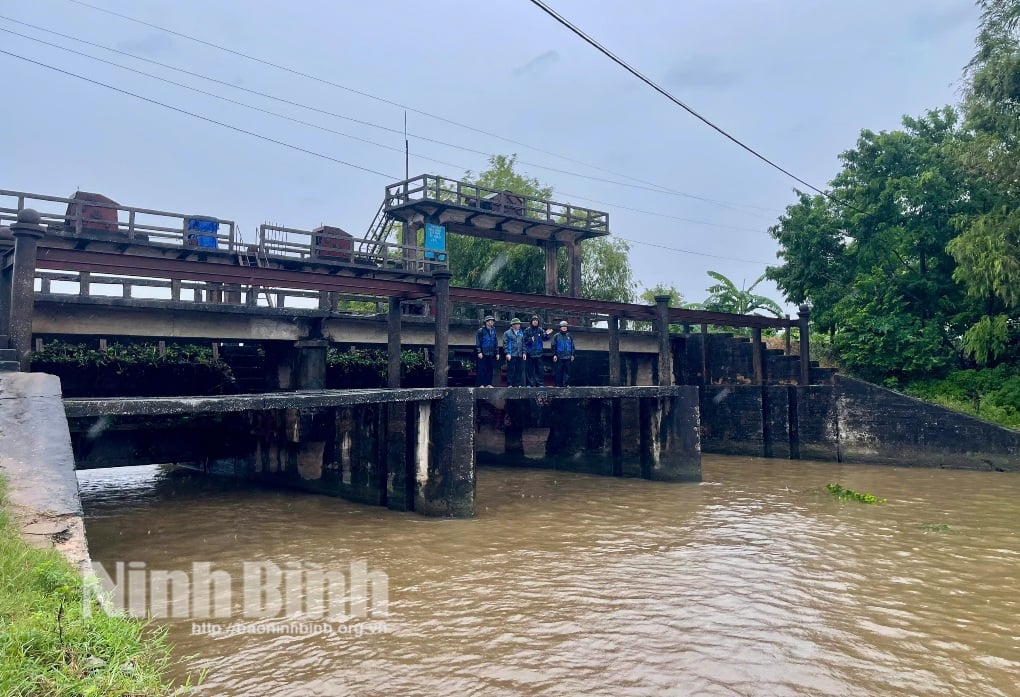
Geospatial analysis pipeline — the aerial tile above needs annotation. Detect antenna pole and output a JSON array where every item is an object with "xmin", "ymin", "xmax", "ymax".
[{"xmin": 404, "ymin": 111, "xmax": 409, "ymax": 180}]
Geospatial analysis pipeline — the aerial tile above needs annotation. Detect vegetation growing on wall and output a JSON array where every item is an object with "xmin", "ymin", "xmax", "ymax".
[
  {"xmin": 30, "ymin": 341, "xmax": 236, "ymax": 398},
  {"xmin": 327, "ymin": 348, "xmax": 434, "ymax": 388}
]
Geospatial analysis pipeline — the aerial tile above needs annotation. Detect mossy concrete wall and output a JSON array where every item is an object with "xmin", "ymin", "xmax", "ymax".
[{"xmin": 700, "ymin": 377, "xmax": 1020, "ymax": 471}]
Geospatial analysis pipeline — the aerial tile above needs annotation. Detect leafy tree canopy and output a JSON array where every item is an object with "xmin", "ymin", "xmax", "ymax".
[{"xmin": 446, "ymin": 155, "xmax": 635, "ymax": 302}]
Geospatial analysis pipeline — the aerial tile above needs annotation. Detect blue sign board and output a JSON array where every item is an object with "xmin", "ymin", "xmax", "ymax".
[{"xmin": 424, "ymin": 223, "xmax": 447, "ymax": 261}]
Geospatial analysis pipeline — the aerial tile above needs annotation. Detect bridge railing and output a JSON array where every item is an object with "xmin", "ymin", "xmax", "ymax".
[
  {"xmin": 35, "ymin": 269, "xmax": 324, "ymax": 308},
  {"xmin": 258, "ymin": 223, "xmax": 449, "ymax": 273},
  {"xmin": 383, "ymin": 174, "xmax": 610, "ymax": 233},
  {"xmin": 0, "ymin": 189, "xmax": 237, "ymax": 251}
]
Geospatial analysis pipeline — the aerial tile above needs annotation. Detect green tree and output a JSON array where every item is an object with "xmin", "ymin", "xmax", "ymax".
[
  {"xmin": 768, "ymin": 109, "xmax": 979, "ymax": 382},
  {"xmin": 639, "ymin": 283, "xmax": 684, "ymax": 307},
  {"xmin": 696, "ymin": 271, "xmax": 783, "ymax": 317},
  {"xmin": 946, "ymin": 0, "xmax": 1020, "ymax": 364},
  {"xmin": 446, "ymin": 154, "xmax": 634, "ymax": 301}
]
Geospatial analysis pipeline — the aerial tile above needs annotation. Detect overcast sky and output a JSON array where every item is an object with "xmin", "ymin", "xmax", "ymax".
[{"xmin": 1, "ymin": 0, "xmax": 980, "ymax": 308}]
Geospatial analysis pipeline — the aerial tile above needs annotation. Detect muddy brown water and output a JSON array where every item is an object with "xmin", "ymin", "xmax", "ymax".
[{"xmin": 78, "ymin": 457, "xmax": 1020, "ymax": 696}]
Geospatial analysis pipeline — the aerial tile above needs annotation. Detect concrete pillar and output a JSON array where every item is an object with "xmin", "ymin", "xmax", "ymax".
[
  {"xmin": 10, "ymin": 209, "xmax": 45, "ymax": 371},
  {"xmin": 567, "ymin": 240, "xmax": 581, "ymax": 298},
  {"xmin": 387, "ymin": 297, "xmax": 402, "ymax": 388},
  {"xmin": 432, "ymin": 269, "xmax": 452, "ymax": 387},
  {"xmin": 385, "ymin": 402, "xmax": 413, "ymax": 511},
  {"xmin": 752, "ymin": 327, "xmax": 764, "ymax": 385},
  {"xmin": 798, "ymin": 305, "xmax": 811, "ymax": 385},
  {"xmin": 700, "ymin": 323, "xmax": 709, "ymax": 385},
  {"xmin": 416, "ymin": 390, "xmax": 475, "ymax": 517},
  {"xmin": 654, "ymin": 295, "xmax": 672, "ymax": 387},
  {"xmin": 639, "ymin": 389, "xmax": 702, "ymax": 482},
  {"xmin": 403, "ymin": 221, "xmax": 421, "ymax": 270},
  {"xmin": 294, "ymin": 339, "xmax": 328, "ymax": 390},
  {"xmin": 608, "ymin": 315, "xmax": 621, "ymax": 387},
  {"xmin": 0, "ymin": 241, "xmax": 12, "ymax": 339},
  {"xmin": 503, "ymin": 399, "xmax": 527, "ymax": 458},
  {"xmin": 543, "ymin": 241, "xmax": 559, "ymax": 295}
]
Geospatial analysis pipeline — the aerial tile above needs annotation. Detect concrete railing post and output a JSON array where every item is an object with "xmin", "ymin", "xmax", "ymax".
[
  {"xmin": 798, "ymin": 304, "xmax": 811, "ymax": 385},
  {"xmin": 654, "ymin": 295, "xmax": 672, "ymax": 386},
  {"xmin": 10, "ymin": 209, "xmax": 45, "ymax": 371},
  {"xmin": 432, "ymin": 269, "xmax": 452, "ymax": 387}
]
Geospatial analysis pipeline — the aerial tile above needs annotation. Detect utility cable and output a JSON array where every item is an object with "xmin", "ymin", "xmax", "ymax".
[
  {"xmin": 0, "ymin": 49, "xmax": 398, "ymax": 179},
  {"xmin": 1, "ymin": 27, "xmax": 769, "ymax": 236},
  {"xmin": 526, "ymin": 0, "xmax": 834, "ymax": 202},
  {"xmin": 48, "ymin": 2, "xmax": 777, "ymax": 217},
  {"xmin": 0, "ymin": 27, "xmax": 466, "ymax": 171},
  {"xmin": 0, "ymin": 49, "xmax": 774, "ymax": 265}
]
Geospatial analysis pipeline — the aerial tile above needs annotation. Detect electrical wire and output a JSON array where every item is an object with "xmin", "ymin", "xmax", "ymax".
[
  {"xmin": 0, "ymin": 48, "xmax": 775, "ymax": 265},
  {"xmin": 526, "ymin": 0, "xmax": 836, "ymax": 202},
  {"xmin": 47, "ymin": 2, "xmax": 778, "ymax": 217},
  {"xmin": 0, "ymin": 49, "xmax": 398, "ymax": 179},
  {"xmin": 0, "ymin": 26, "xmax": 770, "ymax": 236}
]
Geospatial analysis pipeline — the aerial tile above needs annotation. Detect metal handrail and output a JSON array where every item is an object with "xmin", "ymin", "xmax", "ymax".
[
  {"xmin": 0, "ymin": 189, "xmax": 237, "ymax": 250},
  {"xmin": 382, "ymin": 174, "xmax": 610, "ymax": 233}
]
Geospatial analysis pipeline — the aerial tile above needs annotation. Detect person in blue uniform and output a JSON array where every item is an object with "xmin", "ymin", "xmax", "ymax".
[
  {"xmin": 552, "ymin": 320, "xmax": 575, "ymax": 387},
  {"xmin": 503, "ymin": 317, "xmax": 526, "ymax": 387},
  {"xmin": 523, "ymin": 315, "xmax": 552, "ymax": 387},
  {"xmin": 475, "ymin": 315, "xmax": 497, "ymax": 387}
]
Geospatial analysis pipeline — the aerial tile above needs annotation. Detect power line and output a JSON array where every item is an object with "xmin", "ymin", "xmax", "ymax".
[
  {"xmin": 0, "ymin": 49, "xmax": 775, "ymax": 266},
  {"xmin": 0, "ymin": 25, "xmax": 768, "ymax": 236},
  {"xmin": 526, "ymin": 0, "xmax": 834, "ymax": 202},
  {"xmin": 614, "ymin": 236, "xmax": 769, "ymax": 265},
  {"xmin": 48, "ymin": 2, "xmax": 778, "ymax": 217},
  {"xmin": 0, "ymin": 49, "xmax": 398, "ymax": 179},
  {"xmin": 0, "ymin": 27, "xmax": 466, "ymax": 171}
]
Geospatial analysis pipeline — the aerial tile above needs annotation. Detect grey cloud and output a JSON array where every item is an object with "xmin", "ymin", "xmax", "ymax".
[
  {"xmin": 116, "ymin": 33, "xmax": 175, "ymax": 56},
  {"xmin": 513, "ymin": 50, "xmax": 560, "ymax": 78},
  {"xmin": 664, "ymin": 55, "xmax": 740, "ymax": 90}
]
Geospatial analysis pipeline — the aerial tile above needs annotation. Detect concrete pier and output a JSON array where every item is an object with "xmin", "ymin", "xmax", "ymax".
[{"xmin": 63, "ymin": 386, "xmax": 704, "ymax": 517}]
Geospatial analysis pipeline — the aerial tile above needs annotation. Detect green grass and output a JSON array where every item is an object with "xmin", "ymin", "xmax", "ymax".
[
  {"xmin": 903, "ymin": 367, "xmax": 1020, "ymax": 430},
  {"xmin": 0, "ymin": 477, "xmax": 192, "ymax": 696}
]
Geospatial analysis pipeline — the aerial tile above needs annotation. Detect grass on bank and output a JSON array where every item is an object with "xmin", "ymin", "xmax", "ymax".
[{"xmin": 0, "ymin": 477, "xmax": 189, "ymax": 696}]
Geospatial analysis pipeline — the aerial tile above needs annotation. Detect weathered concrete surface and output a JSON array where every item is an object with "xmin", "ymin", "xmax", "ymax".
[
  {"xmin": 476, "ymin": 386, "xmax": 702, "ymax": 482},
  {"xmin": 35, "ymin": 296, "xmax": 661, "ymax": 352},
  {"xmin": 64, "ymin": 387, "xmax": 450, "ymax": 417},
  {"xmin": 832, "ymin": 376, "xmax": 1020, "ymax": 470},
  {"xmin": 0, "ymin": 372, "xmax": 90, "ymax": 569},
  {"xmin": 700, "ymin": 379, "xmax": 1020, "ymax": 471},
  {"xmin": 417, "ymin": 389, "xmax": 476, "ymax": 516}
]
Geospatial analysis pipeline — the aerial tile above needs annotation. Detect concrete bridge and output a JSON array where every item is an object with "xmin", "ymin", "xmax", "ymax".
[
  {"xmin": 62, "ymin": 384, "xmax": 702, "ymax": 517},
  {"xmin": 1, "ymin": 187, "xmax": 811, "ymax": 392}
]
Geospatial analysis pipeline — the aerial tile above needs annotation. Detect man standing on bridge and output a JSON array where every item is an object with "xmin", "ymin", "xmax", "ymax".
[
  {"xmin": 503, "ymin": 318, "xmax": 526, "ymax": 387},
  {"xmin": 475, "ymin": 315, "xmax": 498, "ymax": 387},
  {"xmin": 552, "ymin": 320, "xmax": 575, "ymax": 387},
  {"xmin": 523, "ymin": 315, "xmax": 552, "ymax": 387}
]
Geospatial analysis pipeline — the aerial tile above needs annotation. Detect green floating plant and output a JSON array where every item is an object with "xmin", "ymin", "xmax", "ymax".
[{"xmin": 827, "ymin": 483, "xmax": 886, "ymax": 504}]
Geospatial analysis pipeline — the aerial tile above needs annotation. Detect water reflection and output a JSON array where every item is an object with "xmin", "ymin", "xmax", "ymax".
[{"xmin": 78, "ymin": 458, "xmax": 1020, "ymax": 696}]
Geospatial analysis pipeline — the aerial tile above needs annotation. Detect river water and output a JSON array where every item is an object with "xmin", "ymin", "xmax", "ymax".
[{"xmin": 78, "ymin": 456, "xmax": 1020, "ymax": 696}]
